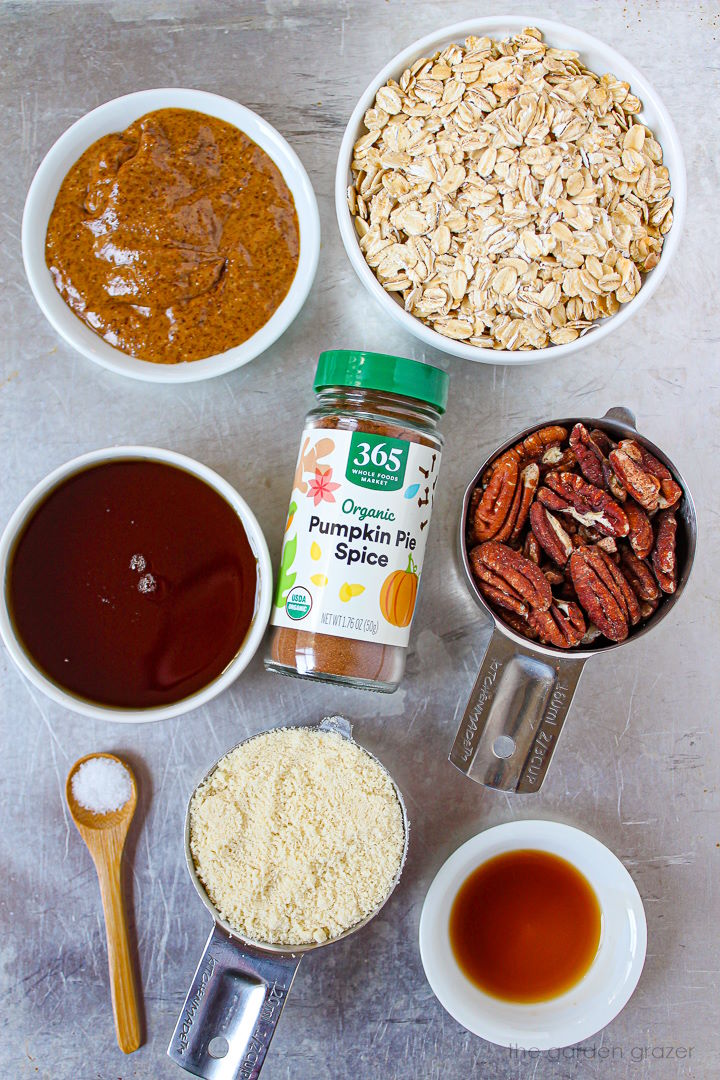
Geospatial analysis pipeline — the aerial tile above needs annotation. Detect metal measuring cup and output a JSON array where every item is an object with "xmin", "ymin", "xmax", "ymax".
[
  {"xmin": 167, "ymin": 716, "xmax": 409, "ymax": 1080},
  {"xmin": 449, "ymin": 407, "xmax": 697, "ymax": 793}
]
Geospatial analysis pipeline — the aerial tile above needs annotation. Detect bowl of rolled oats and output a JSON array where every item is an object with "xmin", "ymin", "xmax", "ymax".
[{"xmin": 336, "ymin": 19, "xmax": 685, "ymax": 363}]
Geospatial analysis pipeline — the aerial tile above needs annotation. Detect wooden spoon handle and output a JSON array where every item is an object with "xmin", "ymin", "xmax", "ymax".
[{"xmin": 96, "ymin": 860, "xmax": 141, "ymax": 1053}]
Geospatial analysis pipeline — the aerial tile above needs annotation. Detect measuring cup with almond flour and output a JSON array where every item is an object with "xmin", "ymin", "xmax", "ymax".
[
  {"xmin": 168, "ymin": 717, "xmax": 408, "ymax": 1080},
  {"xmin": 450, "ymin": 407, "xmax": 696, "ymax": 793}
]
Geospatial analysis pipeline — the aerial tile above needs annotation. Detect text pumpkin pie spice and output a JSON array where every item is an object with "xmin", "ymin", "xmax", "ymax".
[
  {"xmin": 188, "ymin": 726, "xmax": 406, "ymax": 945},
  {"xmin": 266, "ymin": 350, "xmax": 449, "ymax": 691}
]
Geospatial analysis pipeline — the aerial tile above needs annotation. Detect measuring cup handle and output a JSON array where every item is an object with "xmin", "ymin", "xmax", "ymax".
[
  {"xmin": 449, "ymin": 626, "xmax": 587, "ymax": 792},
  {"xmin": 167, "ymin": 924, "xmax": 301, "ymax": 1080}
]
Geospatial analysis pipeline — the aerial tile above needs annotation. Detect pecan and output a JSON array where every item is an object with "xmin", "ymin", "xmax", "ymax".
[
  {"xmin": 619, "ymin": 548, "xmax": 660, "ymax": 602},
  {"xmin": 639, "ymin": 596, "xmax": 660, "ymax": 619},
  {"xmin": 542, "ymin": 472, "xmax": 629, "ymax": 537},
  {"xmin": 596, "ymin": 537, "xmax": 618, "ymax": 555},
  {"xmin": 540, "ymin": 445, "xmax": 576, "ymax": 472},
  {"xmin": 501, "ymin": 609, "xmax": 538, "ymax": 641},
  {"xmin": 537, "ymin": 484, "xmax": 571, "ymax": 514},
  {"xmin": 609, "ymin": 440, "xmax": 682, "ymax": 512},
  {"xmin": 515, "ymin": 425, "xmax": 568, "ymax": 463},
  {"xmin": 577, "ymin": 523, "xmax": 603, "ymax": 545},
  {"xmin": 544, "ymin": 566, "xmax": 565, "ymax": 586},
  {"xmin": 624, "ymin": 499, "xmax": 653, "ymax": 559},
  {"xmin": 528, "ymin": 602, "xmax": 586, "ymax": 649},
  {"xmin": 603, "ymin": 460, "xmax": 627, "ymax": 502},
  {"xmin": 580, "ymin": 622, "xmax": 603, "ymax": 645},
  {"xmin": 588, "ymin": 428, "xmax": 613, "ymax": 456},
  {"xmin": 569, "ymin": 423, "xmax": 605, "ymax": 487},
  {"xmin": 651, "ymin": 509, "xmax": 678, "ymax": 593},
  {"xmin": 529, "ymin": 501, "xmax": 573, "ymax": 566},
  {"xmin": 528, "ymin": 600, "xmax": 587, "ymax": 648},
  {"xmin": 470, "ymin": 457, "xmax": 519, "ymax": 542},
  {"xmin": 481, "ymin": 446, "xmax": 521, "ymax": 485},
  {"xmin": 471, "ymin": 541, "xmax": 552, "ymax": 613},
  {"xmin": 475, "ymin": 578, "xmax": 529, "ymax": 617},
  {"xmin": 523, "ymin": 531, "xmax": 542, "ymax": 565},
  {"xmin": 569, "ymin": 546, "xmax": 640, "ymax": 641},
  {"xmin": 506, "ymin": 463, "xmax": 540, "ymax": 543}
]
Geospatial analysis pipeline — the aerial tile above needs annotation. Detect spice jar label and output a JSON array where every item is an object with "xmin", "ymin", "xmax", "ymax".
[{"xmin": 272, "ymin": 427, "xmax": 441, "ymax": 646}]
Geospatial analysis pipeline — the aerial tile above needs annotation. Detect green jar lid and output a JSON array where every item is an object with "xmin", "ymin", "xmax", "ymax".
[{"xmin": 314, "ymin": 350, "xmax": 449, "ymax": 413}]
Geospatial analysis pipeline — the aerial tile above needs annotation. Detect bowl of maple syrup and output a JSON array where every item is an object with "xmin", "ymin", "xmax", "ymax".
[
  {"xmin": 419, "ymin": 820, "xmax": 646, "ymax": 1050},
  {"xmin": 0, "ymin": 446, "xmax": 272, "ymax": 722}
]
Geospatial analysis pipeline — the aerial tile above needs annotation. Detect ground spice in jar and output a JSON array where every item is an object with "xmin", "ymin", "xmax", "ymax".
[{"xmin": 266, "ymin": 350, "xmax": 448, "ymax": 691}]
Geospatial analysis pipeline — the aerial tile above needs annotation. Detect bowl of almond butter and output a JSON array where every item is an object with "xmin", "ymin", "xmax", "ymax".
[
  {"xmin": 23, "ymin": 88, "xmax": 320, "ymax": 381},
  {"xmin": 336, "ymin": 18, "xmax": 685, "ymax": 363}
]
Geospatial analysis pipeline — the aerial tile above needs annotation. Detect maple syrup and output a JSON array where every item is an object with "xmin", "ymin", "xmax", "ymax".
[
  {"xmin": 8, "ymin": 460, "xmax": 257, "ymax": 708},
  {"xmin": 449, "ymin": 849, "xmax": 601, "ymax": 1003}
]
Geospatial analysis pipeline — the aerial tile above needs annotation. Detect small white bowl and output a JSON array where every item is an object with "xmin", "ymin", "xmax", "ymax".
[
  {"xmin": 419, "ymin": 820, "xmax": 646, "ymax": 1050},
  {"xmin": 336, "ymin": 17, "xmax": 686, "ymax": 365},
  {"xmin": 0, "ymin": 446, "xmax": 272, "ymax": 722},
  {"xmin": 23, "ymin": 88, "xmax": 320, "ymax": 382}
]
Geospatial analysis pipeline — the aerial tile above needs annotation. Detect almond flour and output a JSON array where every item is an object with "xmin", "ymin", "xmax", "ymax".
[{"xmin": 188, "ymin": 727, "xmax": 405, "ymax": 945}]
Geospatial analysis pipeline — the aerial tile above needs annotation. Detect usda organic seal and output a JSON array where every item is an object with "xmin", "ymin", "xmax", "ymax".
[{"xmin": 285, "ymin": 587, "xmax": 312, "ymax": 621}]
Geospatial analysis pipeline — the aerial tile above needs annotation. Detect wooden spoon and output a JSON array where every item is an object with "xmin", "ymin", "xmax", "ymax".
[{"xmin": 66, "ymin": 752, "xmax": 142, "ymax": 1053}]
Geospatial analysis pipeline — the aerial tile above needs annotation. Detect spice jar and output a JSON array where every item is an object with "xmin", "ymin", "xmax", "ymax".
[{"xmin": 266, "ymin": 350, "xmax": 448, "ymax": 691}]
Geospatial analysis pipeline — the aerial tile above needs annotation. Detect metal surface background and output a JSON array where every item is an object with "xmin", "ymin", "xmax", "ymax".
[{"xmin": 1, "ymin": 2, "xmax": 718, "ymax": 1078}]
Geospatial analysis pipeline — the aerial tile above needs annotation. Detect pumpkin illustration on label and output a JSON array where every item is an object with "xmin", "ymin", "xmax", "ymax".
[{"xmin": 379, "ymin": 554, "xmax": 419, "ymax": 628}]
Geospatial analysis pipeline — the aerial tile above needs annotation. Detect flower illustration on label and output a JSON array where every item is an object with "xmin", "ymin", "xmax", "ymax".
[
  {"xmin": 293, "ymin": 436, "xmax": 335, "ymax": 494},
  {"xmin": 307, "ymin": 467, "xmax": 341, "ymax": 506}
]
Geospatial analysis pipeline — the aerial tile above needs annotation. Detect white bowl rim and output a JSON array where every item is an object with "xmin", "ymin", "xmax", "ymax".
[
  {"xmin": 23, "ymin": 87, "xmax": 320, "ymax": 383},
  {"xmin": 0, "ymin": 446, "xmax": 273, "ymax": 722},
  {"xmin": 418, "ymin": 819, "xmax": 647, "ymax": 1049},
  {"xmin": 335, "ymin": 16, "xmax": 687, "ymax": 365}
]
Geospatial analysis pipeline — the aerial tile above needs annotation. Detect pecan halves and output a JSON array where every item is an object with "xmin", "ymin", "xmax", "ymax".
[
  {"xmin": 541, "ymin": 471, "xmax": 629, "ymax": 538},
  {"xmin": 501, "ymin": 609, "xmax": 539, "ymax": 641},
  {"xmin": 471, "ymin": 457, "xmax": 519, "ymax": 542},
  {"xmin": 515, "ymin": 425, "xmax": 568, "ymax": 464},
  {"xmin": 569, "ymin": 423, "xmax": 606, "ymax": 487},
  {"xmin": 619, "ymin": 548, "xmax": 660, "ymax": 602},
  {"xmin": 540, "ymin": 445, "xmax": 576, "ymax": 472},
  {"xmin": 609, "ymin": 440, "xmax": 682, "ymax": 512},
  {"xmin": 469, "ymin": 420, "xmax": 684, "ymax": 648},
  {"xmin": 523, "ymin": 531, "xmax": 542, "ymax": 565},
  {"xmin": 569, "ymin": 546, "xmax": 639, "ymax": 642},
  {"xmin": 508, "ymin": 464, "xmax": 540, "ymax": 543},
  {"xmin": 471, "ymin": 541, "xmax": 552, "ymax": 613},
  {"xmin": 528, "ymin": 602, "xmax": 586, "ymax": 649},
  {"xmin": 624, "ymin": 499, "xmax": 654, "ymax": 559},
  {"xmin": 529, "ymin": 501, "xmax": 573, "ymax": 566},
  {"xmin": 652, "ymin": 509, "xmax": 678, "ymax": 593}
]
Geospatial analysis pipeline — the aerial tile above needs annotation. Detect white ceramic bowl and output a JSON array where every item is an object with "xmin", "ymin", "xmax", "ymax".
[
  {"xmin": 23, "ymin": 88, "xmax": 320, "ymax": 382},
  {"xmin": 419, "ymin": 820, "xmax": 647, "ymax": 1050},
  {"xmin": 0, "ymin": 447, "xmax": 273, "ymax": 722},
  {"xmin": 336, "ymin": 17, "xmax": 686, "ymax": 365}
]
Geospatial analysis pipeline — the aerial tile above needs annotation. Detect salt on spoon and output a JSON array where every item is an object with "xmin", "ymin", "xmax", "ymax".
[
  {"xmin": 72, "ymin": 755, "xmax": 132, "ymax": 814},
  {"xmin": 66, "ymin": 753, "xmax": 142, "ymax": 1053}
]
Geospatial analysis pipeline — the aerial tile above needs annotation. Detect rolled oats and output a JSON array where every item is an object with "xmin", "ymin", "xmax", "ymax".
[{"xmin": 348, "ymin": 27, "xmax": 673, "ymax": 351}]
